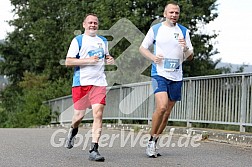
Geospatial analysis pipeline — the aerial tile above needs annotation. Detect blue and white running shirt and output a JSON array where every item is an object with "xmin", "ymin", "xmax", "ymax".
[
  {"xmin": 141, "ymin": 22, "xmax": 193, "ymax": 81},
  {"xmin": 67, "ymin": 34, "xmax": 109, "ymax": 87}
]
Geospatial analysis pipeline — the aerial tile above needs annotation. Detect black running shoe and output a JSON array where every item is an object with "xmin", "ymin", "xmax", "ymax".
[{"xmin": 65, "ymin": 127, "xmax": 78, "ymax": 149}]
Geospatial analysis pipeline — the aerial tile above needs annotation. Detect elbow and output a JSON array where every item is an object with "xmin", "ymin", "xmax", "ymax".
[
  {"xmin": 65, "ymin": 59, "xmax": 73, "ymax": 67},
  {"xmin": 184, "ymin": 50, "xmax": 194, "ymax": 61},
  {"xmin": 65, "ymin": 59, "xmax": 70, "ymax": 67},
  {"xmin": 186, "ymin": 53, "xmax": 194, "ymax": 61},
  {"xmin": 139, "ymin": 46, "xmax": 144, "ymax": 55},
  {"xmin": 139, "ymin": 46, "xmax": 142, "ymax": 53}
]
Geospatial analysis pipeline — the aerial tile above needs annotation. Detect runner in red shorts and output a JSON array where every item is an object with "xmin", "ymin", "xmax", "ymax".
[{"xmin": 64, "ymin": 13, "xmax": 114, "ymax": 162}]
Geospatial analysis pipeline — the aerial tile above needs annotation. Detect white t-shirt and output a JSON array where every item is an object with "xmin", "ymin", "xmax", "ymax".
[
  {"xmin": 141, "ymin": 22, "xmax": 193, "ymax": 81},
  {"xmin": 66, "ymin": 34, "xmax": 109, "ymax": 87}
]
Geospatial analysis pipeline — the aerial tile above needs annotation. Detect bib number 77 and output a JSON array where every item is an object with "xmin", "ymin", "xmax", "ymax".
[{"xmin": 164, "ymin": 58, "xmax": 180, "ymax": 71}]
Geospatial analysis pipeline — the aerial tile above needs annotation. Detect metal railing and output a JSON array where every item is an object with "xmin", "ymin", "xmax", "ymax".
[{"xmin": 46, "ymin": 73, "xmax": 252, "ymax": 132}]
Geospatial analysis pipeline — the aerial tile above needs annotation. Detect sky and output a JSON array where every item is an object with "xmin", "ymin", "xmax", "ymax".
[
  {"xmin": 207, "ymin": 0, "xmax": 252, "ymax": 65},
  {"xmin": 0, "ymin": 0, "xmax": 252, "ymax": 65}
]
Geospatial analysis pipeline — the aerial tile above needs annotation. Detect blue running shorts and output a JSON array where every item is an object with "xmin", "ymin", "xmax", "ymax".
[{"xmin": 151, "ymin": 75, "xmax": 182, "ymax": 101}]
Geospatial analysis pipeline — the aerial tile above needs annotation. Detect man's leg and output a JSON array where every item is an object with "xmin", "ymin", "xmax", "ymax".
[
  {"xmin": 155, "ymin": 80, "xmax": 182, "ymax": 155},
  {"xmin": 156, "ymin": 80, "xmax": 182, "ymax": 136},
  {"xmin": 72, "ymin": 109, "xmax": 86, "ymax": 128},
  {"xmin": 88, "ymin": 86, "xmax": 106, "ymax": 162},
  {"xmin": 89, "ymin": 104, "xmax": 105, "ymax": 161},
  {"xmin": 156, "ymin": 98, "xmax": 176, "ymax": 135},
  {"xmin": 146, "ymin": 92, "xmax": 169, "ymax": 157},
  {"xmin": 151, "ymin": 92, "xmax": 169, "ymax": 137},
  {"xmin": 91, "ymin": 104, "xmax": 104, "ymax": 143},
  {"xmin": 154, "ymin": 99, "xmax": 176, "ymax": 156},
  {"xmin": 65, "ymin": 109, "xmax": 85, "ymax": 149},
  {"xmin": 65, "ymin": 86, "xmax": 90, "ymax": 149}
]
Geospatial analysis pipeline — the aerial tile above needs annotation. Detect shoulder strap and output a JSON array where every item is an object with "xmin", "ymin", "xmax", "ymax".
[
  {"xmin": 97, "ymin": 35, "xmax": 107, "ymax": 42},
  {"xmin": 74, "ymin": 35, "xmax": 108, "ymax": 58},
  {"xmin": 75, "ymin": 34, "xmax": 108, "ymax": 49},
  {"xmin": 152, "ymin": 23, "xmax": 162, "ymax": 45},
  {"xmin": 75, "ymin": 34, "xmax": 83, "ymax": 51},
  {"xmin": 74, "ymin": 34, "xmax": 83, "ymax": 58},
  {"xmin": 152, "ymin": 23, "xmax": 187, "ymax": 43},
  {"xmin": 177, "ymin": 24, "xmax": 187, "ymax": 39},
  {"xmin": 152, "ymin": 23, "xmax": 187, "ymax": 44}
]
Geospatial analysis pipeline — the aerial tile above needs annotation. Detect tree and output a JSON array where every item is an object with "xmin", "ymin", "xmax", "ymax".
[
  {"xmin": 0, "ymin": 72, "xmax": 71, "ymax": 127},
  {"xmin": 1, "ymin": 0, "xmax": 220, "ymax": 84},
  {"xmin": 0, "ymin": 0, "xmax": 222, "ymax": 127},
  {"xmin": 79, "ymin": 0, "xmax": 221, "ymax": 78}
]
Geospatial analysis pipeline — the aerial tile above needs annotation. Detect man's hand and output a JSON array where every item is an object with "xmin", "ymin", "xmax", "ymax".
[
  {"xmin": 178, "ymin": 37, "xmax": 188, "ymax": 52},
  {"xmin": 153, "ymin": 54, "xmax": 164, "ymax": 64},
  {"xmin": 87, "ymin": 56, "xmax": 99, "ymax": 64},
  {"xmin": 105, "ymin": 55, "xmax": 114, "ymax": 65}
]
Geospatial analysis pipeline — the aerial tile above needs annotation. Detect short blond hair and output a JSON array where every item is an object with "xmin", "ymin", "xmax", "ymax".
[{"xmin": 83, "ymin": 13, "xmax": 99, "ymax": 22}]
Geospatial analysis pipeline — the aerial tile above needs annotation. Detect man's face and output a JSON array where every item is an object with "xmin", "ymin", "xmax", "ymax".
[
  {"xmin": 83, "ymin": 15, "xmax": 99, "ymax": 36},
  {"xmin": 164, "ymin": 4, "xmax": 180, "ymax": 25}
]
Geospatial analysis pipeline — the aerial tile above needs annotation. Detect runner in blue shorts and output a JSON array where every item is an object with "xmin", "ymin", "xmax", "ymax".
[{"xmin": 139, "ymin": 1, "xmax": 194, "ymax": 158}]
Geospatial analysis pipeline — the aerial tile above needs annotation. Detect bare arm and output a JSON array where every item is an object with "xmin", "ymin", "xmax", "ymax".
[
  {"xmin": 185, "ymin": 51, "xmax": 194, "ymax": 61},
  {"xmin": 178, "ymin": 38, "xmax": 194, "ymax": 62},
  {"xmin": 182, "ymin": 46, "xmax": 194, "ymax": 61},
  {"xmin": 65, "ymin": 56, "xmax": 99, "ymax": 67},
  {"xmin": 139, "ymin": 46, "xmax": 163, "ymax": 64}
]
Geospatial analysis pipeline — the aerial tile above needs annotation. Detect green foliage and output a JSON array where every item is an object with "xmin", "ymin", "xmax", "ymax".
[
  {"xmin": 0, "ymin": 106, "xmax": 8, "ymax": 127},
  {"xmin": 0, "ymin": 72, "xmax": 71, "ymax": 127},
  {"xmin": 0, "ymin": 0, "xmax": 226, "ymax": 127}
]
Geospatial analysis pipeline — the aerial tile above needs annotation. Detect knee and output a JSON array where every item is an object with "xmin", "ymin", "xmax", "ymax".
[
  {"xmin": 74, "ymin": 110, "xmax": 85, "ymax": 121},
  {"xmin": 75, "ymin": 115, "xmax": 84, "ymax": 122},
  {"xmin": 163, "ymin": 111, "xmax": 171, "ymax": 118},
  {"xmin": 156, "ymin": 106, "xmax": 168, "ymax": 115},
  {"xmin": 93, "ymin": 111, "xmax": 103, "ymax": 120}
]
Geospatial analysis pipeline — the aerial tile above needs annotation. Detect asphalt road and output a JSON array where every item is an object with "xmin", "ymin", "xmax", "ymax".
[{"xmin": 0, "ymin": 128, "xmax": 252, "ymax": 167}]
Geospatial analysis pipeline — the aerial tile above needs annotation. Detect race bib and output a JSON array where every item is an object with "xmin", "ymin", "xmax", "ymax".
[
  {"xmin": 88, "ymin": 48, "xmax": 105, "ymax": 59},
  {"xmin": 164, "ymin": 58, "xmax": 180, "ymax": 71}
]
